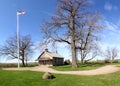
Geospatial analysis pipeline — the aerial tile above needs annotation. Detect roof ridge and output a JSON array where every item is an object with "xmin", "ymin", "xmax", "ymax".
[{"xmin": 46, "ymin": 51, "xmax": 63, "ymax": 58}]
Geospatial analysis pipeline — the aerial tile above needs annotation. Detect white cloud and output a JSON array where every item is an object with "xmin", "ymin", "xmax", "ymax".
[
  {"xmin": 100, "ymin": 41, "xmax": 120, "ymax": 50},
  {"xmin": 117, "ymin": 19, "xmax": 120, "ymax": 27},
  {"xmin": 113, "ymin": 6, "xmax": 118, "ymax": 10},
  {"xmin": 104, "ymin": 20, "xmax": 119, "ymax": 33},
  {"xmin": 100, "ymin": 20, "xmax": 120, "ymax": 50},
  {"xmin": 104, "ymin": 2, "xmax": 118, "ymax": 11},
  {"xmin": 104, "ymin": 2, "xmax": 112, "ymax": 11}
]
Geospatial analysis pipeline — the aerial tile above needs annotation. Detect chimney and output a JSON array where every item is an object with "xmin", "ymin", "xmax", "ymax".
[{"xmin": 45, "ymin": 49, "xmax": 48, "ymax": 52}]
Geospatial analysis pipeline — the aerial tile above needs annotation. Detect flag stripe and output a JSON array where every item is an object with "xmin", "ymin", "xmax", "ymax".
[{"xmin": 17, "ymin": 11, "xmax": 25, "ymax": 15}]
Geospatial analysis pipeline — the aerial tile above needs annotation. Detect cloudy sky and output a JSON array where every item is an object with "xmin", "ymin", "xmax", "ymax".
[{"xmin": 0, "ymin": 0, "xmax": 120, "ymax": 62}]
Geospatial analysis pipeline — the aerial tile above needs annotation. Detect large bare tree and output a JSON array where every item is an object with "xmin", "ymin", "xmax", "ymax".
[
  {"xmin": 0, "ymin": 35, "xmax": 33, "ymax": 67},
  {"xmin": 41, "ymin": 0, "xmax": 99, "ymax": 68}
]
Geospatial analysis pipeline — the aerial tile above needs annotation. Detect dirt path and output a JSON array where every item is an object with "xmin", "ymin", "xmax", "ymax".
[{"xmin": 2, "ymin": 65, "xmax": 120, "ymax": 75}]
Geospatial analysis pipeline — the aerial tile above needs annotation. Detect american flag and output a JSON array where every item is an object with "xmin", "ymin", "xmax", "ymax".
[{"xmin": 17, "ymin": 11, "xmax": 25, "ymax": 15}]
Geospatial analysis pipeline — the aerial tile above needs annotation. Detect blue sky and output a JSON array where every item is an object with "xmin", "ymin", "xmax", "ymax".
[{"xmin": 0, "ymin": 0, "xmax": 120, "ymax": 62}]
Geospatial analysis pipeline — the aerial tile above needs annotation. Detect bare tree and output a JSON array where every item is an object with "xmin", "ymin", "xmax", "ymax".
[
  {"xmin": 41, "ymin": 0, "xmax": 101, "ymax": 69},
  {"xmin": 84, "ymin": 44, "xmax": 101, "ymax": 63},
  {"xmin": 104, "ymin": 47, "xmax": 119, "ymax": 63},
  {"xmin": 77, "ymin": 41, "xmax": 101, "ymax": 64},
  {"xmin": 105, "ymin": 47, "xmax": 111, "ymax": 60},
  {"xmin": 75, "ymin": 9, "xmax": 103, "ymax": 64},
  {"xmin": 0, "ymin": 35, "xmax": 33, "ymax": 67},
  {"xmin": 112, "ymin": 48, "xmax": 119, "ymax": 61}
]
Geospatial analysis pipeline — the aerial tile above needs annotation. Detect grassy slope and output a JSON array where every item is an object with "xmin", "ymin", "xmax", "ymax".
[
  {"xmin": 50, "ymin": 63, "xmax": 106, "ymax": 71},
  {"xmin": 0, "ymin": 70, "xmax": 120, "ymax": 86}
]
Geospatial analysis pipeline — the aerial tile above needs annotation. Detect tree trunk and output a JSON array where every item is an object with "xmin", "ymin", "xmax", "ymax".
[
  {"xmin": 71, "ymin": 14, "xmax": 78, "ymax": 69},
  {"xmin": 25, "ymin": 56, "xmax": 28, "ymax": 66},
  {"xmin": 21, "ymin": 50, "xmax": 26, "ymax": 67},
  {"xmin": 80, "ymin": 50, "xmax": 83, "ymax": 64},
  {"xmin": 22, "ymin": 59, "xmax": 25, "ymax": 67},
  {"xmin": 71, "ymin": 39, "xmax": 78, "ymax": 68},
  {"xmin": 81, "ymin": 58, "xmax": 84, "ymax": 64}
]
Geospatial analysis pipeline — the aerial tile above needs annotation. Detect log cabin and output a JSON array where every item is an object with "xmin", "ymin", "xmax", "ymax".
[{"xmin": 37, "ymin": 49, "xmax": 64, "ymax": 66}]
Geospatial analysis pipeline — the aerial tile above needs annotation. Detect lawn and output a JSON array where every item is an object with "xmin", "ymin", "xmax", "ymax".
[
  {"xmin": 0, "ymin": 69, "xmax": 120, "ymax": 86},
  {"xmin": 50, "ymin": 63, "xmax": 106, "ymax": 71}
]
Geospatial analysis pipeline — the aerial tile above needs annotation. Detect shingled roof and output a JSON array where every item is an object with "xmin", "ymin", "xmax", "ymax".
[{"xmin": 37, "ymin": 49, "xmax": 63, "ymax": 60}]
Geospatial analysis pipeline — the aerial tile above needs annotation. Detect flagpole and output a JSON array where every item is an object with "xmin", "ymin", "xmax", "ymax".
[
  {"xmin": 17, "ymin": 12, "xmax": 20, "ymax": 68},
  {"xmin": 17, "ymin": 11, "xmax": 25, "ymax": 68}
]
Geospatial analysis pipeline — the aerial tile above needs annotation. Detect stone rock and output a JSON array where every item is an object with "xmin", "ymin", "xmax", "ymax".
[{"xmin": 42, "ymin": 72, "xmax": 55, "ymax": 79}]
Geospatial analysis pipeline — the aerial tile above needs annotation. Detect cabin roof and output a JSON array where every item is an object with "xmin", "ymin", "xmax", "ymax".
[{"xmin": 37, "ymin": 50, "xmax": 63, "ymax": 60}]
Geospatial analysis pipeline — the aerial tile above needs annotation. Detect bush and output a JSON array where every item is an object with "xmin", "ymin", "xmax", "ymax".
[
  {"xmin": 104, "ymin": 59, "xmax": 110, "ymax": 63},
  {"xmin": 64, "ymin": 60, "xmax": 71, "ymax": 65}
]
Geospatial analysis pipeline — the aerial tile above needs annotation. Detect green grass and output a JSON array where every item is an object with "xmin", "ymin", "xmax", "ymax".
[
  {"xmin": 50, "ymin": 63, "xmax": 106, "ymax": 71},
  {"xmin": 0, "ymin": 70, "xmax": 120, "ymax": 86},
  {"xmin": 109, "ymin": 62, "xmax": 120, "ymax": 66}
]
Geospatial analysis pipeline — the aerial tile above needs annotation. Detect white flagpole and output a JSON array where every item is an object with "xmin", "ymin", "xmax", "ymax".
[
  {"xmin": 17, "ymin": 12, "xmax": 20, "ymax": 68},
  {"xmin": 17, "ymin": 11, "xmax": 25, "ymax": 68}
]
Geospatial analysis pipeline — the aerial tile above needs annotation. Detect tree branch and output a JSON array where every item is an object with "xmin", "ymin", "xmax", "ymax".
[{"xmin": 53, "ymin": 38, "xmax": 71, "ymax": 45}]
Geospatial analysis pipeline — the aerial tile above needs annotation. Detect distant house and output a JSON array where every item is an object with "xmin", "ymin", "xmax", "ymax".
[{"xmin": 37, "ymin": 49, "xmax": 64, "ymax": 66}]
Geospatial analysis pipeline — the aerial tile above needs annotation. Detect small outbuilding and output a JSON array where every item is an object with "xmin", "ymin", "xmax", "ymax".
[{"xmin": 37, "ymin": 49, "xmax": 64, "ymax": 66}]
